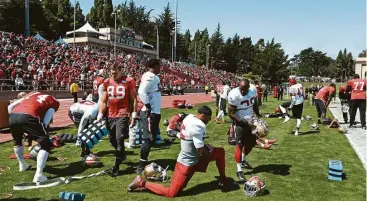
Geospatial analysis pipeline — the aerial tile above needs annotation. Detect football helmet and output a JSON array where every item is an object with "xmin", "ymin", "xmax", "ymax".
[
  {"xmin": 341, "ymin": 103, "xmax": 349, "ymax": 113},
  {"xmin": 310, "ymin": 123, "xmax": 319, "ymax": 131},
  {"xmin": 163, "ymin": 120, "xmax": 169, "ymax": 126},
  {"xmin": 143, "ymin": 163, "xmax": 169, "ymax": 182},
  {"xmin": 83, "ymin": 154, "xmax": 101, "ymax": 166},
  {"xmin": 186, "ymin": 104, "xmax": 193, "ymax": 109},
  {"xmin": 29, "ymin": 144, "xmax": 42, "ymax": 160},
  {"xmin": 251, "ymin": 118, "xmax": 269, "ymax": 138},
  {"xmin": 244, "ymin": 176, "xmax": 266, "ymax": 197},
  {"xmin": 305, "ymin": 115, "xmax": 312, "ymax": 120},
  {"xmin": 338, "ymin": 127, "xmax": 348, "ymax": 134},
  {"xmin": 177, "ymin": 103, "xmax": 185, "ymax": 109}
]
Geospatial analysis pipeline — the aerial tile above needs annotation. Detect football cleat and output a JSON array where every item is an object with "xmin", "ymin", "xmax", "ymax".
[
  {"xmin": 236, "ymin": 171, "xmax": 246, "ymax": 182},
  {"xmin": 241, "ymin": 161, "xmax": 253, "ymax": 169},
  {"xmin": 108, "ymin": 166, "xmax": 119, "ymax": 177},
  {"xmin": 127, "ymin": 176, "xmax": 145, "ymax": 192},
  {"xmin": 19, "ymin": 163, "xmax": 31, "ymax": 172},
  {"xmin": 283, "ymin": 116, "xmax": 290, "ymax": 123},
  {"xmin": 294, "ymin": 130, "xmax": 299, "ymax": 136},
  {"xmin": 33, "ymin": 174, "xmax": 48, "ymax": 183}
]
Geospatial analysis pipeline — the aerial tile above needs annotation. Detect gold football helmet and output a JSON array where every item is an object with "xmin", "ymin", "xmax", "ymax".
[{"xmin": 143, "ymin": 163, "xmax": 169, "ymax": 182}]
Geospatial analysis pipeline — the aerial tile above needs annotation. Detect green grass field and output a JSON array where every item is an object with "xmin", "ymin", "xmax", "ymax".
[{"xmin": 0, "ymin": 97, "xmax": 366, "ymax": 201}]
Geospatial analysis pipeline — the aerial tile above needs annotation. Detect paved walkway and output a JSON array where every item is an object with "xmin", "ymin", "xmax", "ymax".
[{"xmin": 329, "ymin": 98, "xmax": 366, "ymax": 169}]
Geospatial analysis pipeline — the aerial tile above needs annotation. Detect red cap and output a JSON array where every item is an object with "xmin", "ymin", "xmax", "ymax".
[{"xmin": 289, "ymin": 78, "xmax": 296, "ymax": 86}]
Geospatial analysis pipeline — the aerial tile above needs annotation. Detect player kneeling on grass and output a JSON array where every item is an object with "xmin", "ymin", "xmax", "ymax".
[
  {"xmin": 8, "ymin": 91, "xmax": 60, "ymax": 183},
  {"xmin": 314, "ymin": 83, "xmax": 336, "ymax": 124},
  {"xmin": 165, "ymin": 113, "xmax": 188, "ymax": 142},
  {"xmin": 68, "ymin": 100, "xmax": 101, "ymax": 161},
  {"xmin": 127, "ymin": 106, "xmax": 229, "ymax": 197}
]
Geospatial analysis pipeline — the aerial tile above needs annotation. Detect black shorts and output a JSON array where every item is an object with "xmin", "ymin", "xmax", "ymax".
[
  {"xmin": 281, "ymin": 101, "xmax": 291, "ymax": 108},
  {"xmin": 292, "ymin": 103, "xmax": 304, "ymax": 119},
  {"xmin": 107, "ymin": 117, "xmax": 130, "ymax": 140},
  {"xmin": 68, "ymin": 110, "xmax": 84, "ymax": 126},
  {"xmin": 315, "ymin": 99, "xmax": 326, "ymax": 115},
  {"xmin": 235, "ymin": 122, "xmax": 256, "ymax": 148},
  {"xmin": 9, "ymin": 113, "xmax": 48, "ymax": 146},
  {"xmin": 92, "ymin": 94, "xmax": 99, "ymax": 102}
]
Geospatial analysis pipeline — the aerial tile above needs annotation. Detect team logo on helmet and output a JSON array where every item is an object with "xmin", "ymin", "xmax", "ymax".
[
  {"xmin": 251, "ymin": 118, "xmax": 269, "ymax": 138},
  {"xmin": 143, "ymin": 163, "xmax": 169, "ymax": 182},
  {"xmin": 244, "ymin": 176, "xmax": 267, "ymax": 197}
]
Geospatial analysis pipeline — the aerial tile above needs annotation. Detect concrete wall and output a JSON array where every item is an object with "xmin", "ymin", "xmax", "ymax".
[{"xmin": 355, "ymin": 58, "xmax": 367, "ymax": 79}]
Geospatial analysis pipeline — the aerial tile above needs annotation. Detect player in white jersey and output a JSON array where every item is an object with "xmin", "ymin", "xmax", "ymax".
[
  {"xmin": 216, "ymin": 82, "xmax": 231, "ymax": 123},
  {"xmin": 280, "ymin": 79, "xmax": 305, "ymax": 135},
  {"xmin": 228, "ymin": 79, "xmax": 261, "ymax": 182},
  {"xmin": 136, "ymin": 59, "xmax": 162, "ymax": 173},
  {"xmin": 128, "ymin": 106, "xmax": 230, "ymax": 197}
]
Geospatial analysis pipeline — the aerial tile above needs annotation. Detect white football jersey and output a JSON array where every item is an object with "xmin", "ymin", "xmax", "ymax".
[
  {"xmin": 228, "ymin": 84, "xmax": 258, "ymax": 119},
  {"xmin": 220, "ymin": 85, "xmax": 231, "ymax": 100},
  {"xmin": 138, "ymin": 71, "xmax": 162, "ymax": 114},
  {"xmin": 69, "ymin": 100, "xmax": 98, "ymax": 119},
  {"xmin": 177, "ymin": 114, "xmax": 205, "ymax": 167},
  {"xmin": 289, "ymin": 83, "xmax": 304, "ymax": 105}
]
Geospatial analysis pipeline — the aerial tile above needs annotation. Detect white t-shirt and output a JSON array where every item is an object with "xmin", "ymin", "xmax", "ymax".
[
  {"xmin": 69, "ymin": 100, "xmax": 99, "ymax": 134},
  {"xmin": 289, "ymin": 83, "xmax": 304, "ymax": 105},
  {"xmin": 177, "ymin": 114, "xmax": 205, "ymax": 167},
  {"xmin": 138, "ymin": 72, "xmax": 162, "ymax": 114},
  {"xmin": 228, "ymin": 84, "xmax": 258, "ymax": 119},
  {"xmin": 220, "ymin": 85, "xmax": 231, "ymax": 100}
]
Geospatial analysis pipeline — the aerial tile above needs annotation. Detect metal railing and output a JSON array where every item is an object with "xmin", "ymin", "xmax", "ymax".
[{"xmin": 0, "ymin": 79, "xmax": 93, "ymax": 91}]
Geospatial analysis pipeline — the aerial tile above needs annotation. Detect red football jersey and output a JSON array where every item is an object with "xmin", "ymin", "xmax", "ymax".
[
  {"xmin": 348, "ymin": 79, "xmax": 366, "ymax": 100},
  {"xmin": 315, "ymin": 86, "xmax": 335, "ymax": 103},
  {"xmin": 339, "ymin": 85, "xmax": 347, "ymax": 93},
  {"xmin": 12, "ymin": 92, "xmax": 60, "ymax": 119},
  {"xmin": 103, "ymin": 77, "xmax": 135, "ymax": 118},
  {"xmin": 93, "ymin": 76, "xmax": 105, "ymax": 95},
  {"xmin": 168, "ymin": 114, "xmax": 183, "ymax": 131}
]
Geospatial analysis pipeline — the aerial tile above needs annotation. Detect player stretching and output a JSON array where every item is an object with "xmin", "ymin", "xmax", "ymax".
[
  {"xmin": 228, "ymin": 79, "xmax": 261, "ymax": 182},
  {"xmin": 314, "ymin": 83, "xmax": 336, "ymax": 124},
  {"xmin": 97, "ymin": 62, "xmax": 138, "ymax": 177},
  {"xmin": 8, "ymin": 92, "xmax": 59, "ymax": 182},
  {"xmin": 347, "ymin": 74, "xmax": 366, "ymax": 129},
  {"xmin": 283, "ymin": 79, "xmax": 305, "ymax": 135},
  {"xmin": 127, "ymin": 106, "xmax": 229, "ymax": 197},
  {"xmin": 136, "ymin": 59, "xmax": 162, "ymax": 173}
]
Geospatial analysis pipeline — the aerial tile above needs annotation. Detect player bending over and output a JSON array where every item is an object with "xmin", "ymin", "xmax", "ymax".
[
  {"xmin": 347, "ymin": 74, "xmax": 366, "ymax": 129},
  {"xmin": 97, "ymin": 62, "xmax": 138, "ymax": 177},
  {"xmin": 8, "ymin": 91, "xmax": 59, "ymax": 182},
  {"xmin": 314, "ymin": 83, "xmax": 336, "ymax": 124},
  {"xmin": 338, "ymin": 84, "xmax": 351, "ymax": 124},
  {"xmin": 127, "ymin": 106, "xmax": 229, "ymax": 197},
  {"xmin": 228, "ymin": 79, "xmax": 261, "ymax": 182}
]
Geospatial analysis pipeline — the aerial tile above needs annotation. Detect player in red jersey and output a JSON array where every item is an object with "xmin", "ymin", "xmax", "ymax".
[
  {"xmin": 314, "ymin": 83, "xmax": 336, "ymax": 124},
  {"xmin": 8, "ymin": 91, "xmax": 59, "ymax": 183},
  {"xmin": 97, "ymin": 62, "xmax": 138, "ymax": 177},
  {"xmin": 92, "ymin": 69, "xmax": 105, "ymax": 102},
  {"xmin": 347, "ymin": 74, "xmax": 366, "ymax": 129},
  {"xmin": 339, "ymin": 84, "xmax": 351, "ymax": 124}
]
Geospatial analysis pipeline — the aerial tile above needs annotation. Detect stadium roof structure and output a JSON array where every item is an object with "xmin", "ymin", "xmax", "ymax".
[{"xmin": 66, "ymin": 22, "xmax": 105, "ymax": 37}]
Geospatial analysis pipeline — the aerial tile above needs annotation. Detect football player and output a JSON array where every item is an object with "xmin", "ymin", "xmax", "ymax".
[
  {"xmin": 166, "ymin": 113, "xmax": 188, "ymax": 140},
  {"xmin": 314, "ymin": 83, "xmax": 336, "ymax": 124},
  {"xmin": 282, "ymin": 79, "xmax": 305, "ymax": 135},
  {"xmin": 228, "ymin": 79, "xmax": 261, "ymax": 182},
  {"xmin": 92, "ymin": 69, "xmax": 105, "ymax": 102},
  {"xmin": 338, "ymin": 84, "xmax": 351, "ymax": 124},
  {"xmin": 216, "ymin": 82, "xmax": 231, "ymax": 123},
  {"xmin": 347, "ymin": 74, "xmax": 366, "ymax": 129},
  {"xmin": 97, "ymin": 62, "xmax": 138, "ymax": 177},
  {"xmin": 136, "ymin": 59, "xmax": 162, "ymax": 173},
  {"xmin": 8, "ymin": 92, "xmax": 59, "ymax": 182},
  {"xmin": 127, "ymin": 106, "xmax": 229, "ymax": 197}
]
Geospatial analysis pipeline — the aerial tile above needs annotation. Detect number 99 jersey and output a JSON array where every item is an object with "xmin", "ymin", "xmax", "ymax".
[
  {"xmin": 289, "ymin": 83, "xmax": 305, "ymax": 105},
  {"xmin": 12, "ymin": 92, "xmax": 60, "ymax": 119},
  {"xmin": 228, "ymin": 84, "xmax": 257, "ymax": 119},
  {"xmin": 103, "ymin": 77, "xmax": 135, "ymax": 118}
]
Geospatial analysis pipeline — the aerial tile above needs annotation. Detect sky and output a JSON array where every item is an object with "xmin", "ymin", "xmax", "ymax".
[{"xmin": 75, "ymin": 0, "xmax": 366, "ymax": 59}]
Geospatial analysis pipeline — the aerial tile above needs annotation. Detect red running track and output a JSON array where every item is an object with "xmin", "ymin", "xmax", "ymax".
[{"xmin": 0, "ymin": 93, "xmax": 214, "ymax": 143}]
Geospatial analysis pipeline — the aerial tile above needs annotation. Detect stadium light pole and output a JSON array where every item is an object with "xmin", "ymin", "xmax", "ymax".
[
  {"xmin": 174, "ymin": 0, "xmax": 178, "ymax": 62},
  {"xmin": 112, "ymin": 9, "xmax": 120, "ymax": 56},
  {"xmin": 156, "ymin": 25, "xmax": 159, "ymax": 59},
  {"xmin": 25, "ymin": 0, "xmax": 29, "ymax": 37},
  {"xmin": 73, "ymin": 0, "xmax": 76, "ymax": 48}
]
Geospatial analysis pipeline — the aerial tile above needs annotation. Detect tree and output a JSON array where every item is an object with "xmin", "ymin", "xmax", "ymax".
[
  {"xmin": 157, "ymin": 3, "xmax": 175, "ymax": 60},
  {"xmin": 253, "ymin": 38, "xmax": 290, "ymax": 83},
  {"xmin": 102, "ymin": 0, "xmax": 113, "ymax": 27},
  {"xmin": 179, "ymin": 29, "xmax": 191, "ymax": 62},
  {"xmin": 72, "ymin": 1, "xmax": 85, "ymax": 31},
  {"xmin": 336, "ymin": 48, "xmax": 355, "ymax": 81},
  {"xmin": 358, "ymin": 50, "xmax": 367, "ymax": 57},
  {"xmin": 292, "ymin": 48, "xmax": 330, "ymax": 77},
  {"xmin": 210, "ymin": 23, "xmax": 224, "ymax": 69},
  {"xmin": 88, "ymin": 0, "xmax": 103, "ymax": 28}
]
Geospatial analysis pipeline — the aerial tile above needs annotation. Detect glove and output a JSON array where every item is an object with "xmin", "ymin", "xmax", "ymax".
[{"xmin": 97, "ymin": 112, "xmax": 103, "ymax": 122}]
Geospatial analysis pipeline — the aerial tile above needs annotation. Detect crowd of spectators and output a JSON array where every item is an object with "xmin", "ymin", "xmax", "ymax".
[{"xmin": 0, "ymin": 32, "xmax": 240, "ymax": 91}]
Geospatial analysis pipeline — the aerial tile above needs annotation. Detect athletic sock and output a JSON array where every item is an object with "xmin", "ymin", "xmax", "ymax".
[
  {"xmin": 236, "ymin": 163, "xmax": 242, "ymax": 172},
  {"xmin": 36, "ymin": 150, "xmax": 49, "ymax": 175},
  {"xmin": 296, "ymin": 119, "xmax": 301, "ymax": 128},
  {"xmin": 14, "ymin": 146, "xmax": 28, "ymax": 171}
]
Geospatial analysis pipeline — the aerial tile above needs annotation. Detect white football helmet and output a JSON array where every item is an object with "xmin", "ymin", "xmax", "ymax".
[
  {"xmin": 338, "ymin": 127, "xmax": 348, "ymax": 134},
  {"xmin": 310, "ymin": 123, "xmax": 319, "ymax": 131},
  {"xmin": 305, "ymin": 115, "xmax": 312, "ymax": 120},
  {"xmin": 143, "ymin": 163, "xmax": 169, "ymax": 182},
  {"xmin": 251, "ymin": 117, "xmax": 269, "ymax": 138},
  {"xmin": 244, "ymin": 176, "xmax": 266, "ymax": 197}
]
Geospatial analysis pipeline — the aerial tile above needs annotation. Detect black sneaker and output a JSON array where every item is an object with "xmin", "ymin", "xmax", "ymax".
[
  {"xmin": 241, "ymin": 161, "xmax": 253, "ymax": 169},
  {"xmin": 107, "ymin": 166, "xmax": 119, "ymax": 177},
  {"xmin": 236, "ymin": 171, "xmax": 246, "ymax": 182}
]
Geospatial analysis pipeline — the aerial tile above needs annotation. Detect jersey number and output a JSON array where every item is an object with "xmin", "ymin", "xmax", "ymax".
[
  {"xmin": 37, "ymin": 95, "xmax": 49, "ymax": 104},
  {"xmin": 107, "ymin": 86, "xmax": 125, "ymax": 99},
  {"xmin": 241, "ymin": 97, "xmax": 255, "ymax": 106},
  {"xmin": 353, "ymin": 82, "xmax": 365, "ymax": 91}
]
